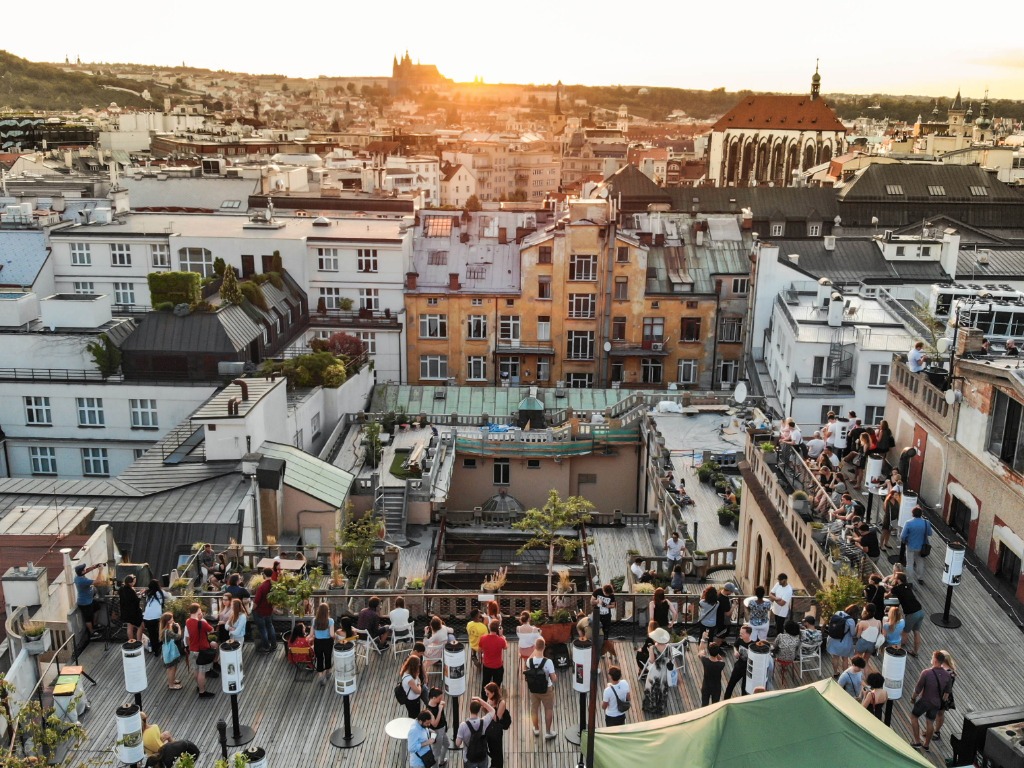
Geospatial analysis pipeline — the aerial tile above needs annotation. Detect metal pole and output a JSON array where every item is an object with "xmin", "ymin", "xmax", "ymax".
[
  {"xmin": 883, "ymin": 699, "xmax": 894, "ymax": 726},
  {"xmin": 585, "ymin": 604, "xmax": 601, "ymax": 768},
  {"xmin": 329, "ymin": 694, "xmax": 366, "ymax": 748},
  {"xmin": 225, "ymin": 693, "xmax": 255, "ymax": 747},
  {"xmin": 930, "ymin": 584, "xmax": 963, "ymax": 629},
  {"xmin": 216, "ymin": 719, "xmax": 228, "ymax": 761},
  {"xmin": 693, "ymin": 522, "xmax": 699, "ymax": 552},
  {"xmin": 134, "ymin": 692, "xmax": 142, "ymax": 709},
  {"xmin": 450, "ymin": 695, "xmax": 460, "ymax": 743}
]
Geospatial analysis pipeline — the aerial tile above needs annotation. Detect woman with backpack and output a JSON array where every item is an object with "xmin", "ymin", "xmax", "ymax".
[
  {"xmin": 483, "ymin": 682, "xmax": 511, "ymax": 767},
  {"xmin": 743, "ymin": 586, "xmax": 772, "ymax": 642},
  {"xmin": 932, "ymin": 650, "xmax": 958, "ymax": 742},
  {"xmin": 398, "ymin": 654, "xmax": 425, "ymax": 719},
  {"xmin": 826, "ymin": 604, "xmax": 859, "ymax": 675}
]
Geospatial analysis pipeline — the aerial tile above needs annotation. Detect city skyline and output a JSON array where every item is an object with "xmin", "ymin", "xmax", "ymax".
[{"xmin": 12, "ymin": 0, "xmax": 1024, "ymax": 100}]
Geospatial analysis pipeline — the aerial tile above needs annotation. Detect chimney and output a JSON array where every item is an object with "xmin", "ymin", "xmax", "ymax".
[
  {"xmin": 498, "ymin": 227, "xmax": 507, "ymax": 244},
  {"xmin": 788, "ymin": 253, "xmax": 800, "ymax": 264},
  {"xmin": 956, "ymin": 324, "xmax": 985, "ymax": 357},
  {"xmin": 816, "ymin": 277, "xmax": 833, "ymax": 306},
  {"xmin": 729, "ymin": 198, "xmax": 737, "ymax": 212},
  {"xmin": 741, "ymin": 207, "xmax": 753, "ymax": 229},
  {"xmin": 827, "ymin": 291, "xmax": 844, "ymax": 327},
  {"xmin": 232, "ymin": 379, "xmax": 249, "ymax": 401},
  {"xmin": 406, "ymin": 272, "xmax": 418, "ymax": 290},
  {"xmin": 448, "ymin": 273, "xmax": 461, "ymax": 291}
]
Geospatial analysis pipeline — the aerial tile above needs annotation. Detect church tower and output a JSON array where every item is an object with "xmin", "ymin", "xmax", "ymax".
[
  {"xmin": 973, "ymin": 90, "xmax": 993, "ymax": 143},
  {"xmin": 549, "ymin": 80, "xmax": 567, "ymax": 136},
  {"xmin": 810, "ymin": 60, "xmax": 821, "ymax": 100},
  {"xmin": 948, "ymin": 90, "xmax": 966, "ymax": 137}
]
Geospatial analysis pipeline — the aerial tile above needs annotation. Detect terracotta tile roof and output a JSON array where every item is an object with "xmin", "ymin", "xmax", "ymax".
[
  {"xmin": 0, "ymin": 534, "xmax": 90, "ymax": 633},
  {"xmin": 712, "ymin": 95, "xmax": 845, "ymax": 133}
]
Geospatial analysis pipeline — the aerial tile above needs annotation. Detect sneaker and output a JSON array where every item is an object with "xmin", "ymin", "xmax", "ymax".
[
  {"xmin": 533, "ymin": 728, "xmax": 540, "ymax": 737},
  {"xmin": 922, "ymin": 743, "xmax": 930, "ymax": 752},
  {"xmin": 933, "ymin": 731, "xmax": 942, "ymax": 741},
  {"xmin": 545, "ymin": 730, "xmax": 558, "ymax": 740},
  {"xmin": 198, "ymin": 691, "xmax": 215, "ymax": 699}
]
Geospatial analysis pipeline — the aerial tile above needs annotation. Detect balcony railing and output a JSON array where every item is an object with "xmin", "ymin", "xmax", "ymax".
[{"xmin": 309, "ymin": 309, "xmax": 401, "ymax": 328}]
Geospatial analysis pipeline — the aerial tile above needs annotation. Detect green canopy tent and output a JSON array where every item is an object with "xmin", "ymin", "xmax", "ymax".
[{"xmin": 590, "ymin": 679, "xmax": 932, "ymax": 768}]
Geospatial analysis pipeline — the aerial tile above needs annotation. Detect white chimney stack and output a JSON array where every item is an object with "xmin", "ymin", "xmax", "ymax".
[
  {"xmin": 827, "ymin": 291, "xmax": 845, "ymax": 327},
  {"xmin": 816, "ymin": 277, "xmax": 833, "ymax": 306}
]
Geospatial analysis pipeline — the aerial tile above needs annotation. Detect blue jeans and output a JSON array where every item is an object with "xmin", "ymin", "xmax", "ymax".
[{"xmin": 253, "ymin": 614, "xmax": 276, "ymax": 649}]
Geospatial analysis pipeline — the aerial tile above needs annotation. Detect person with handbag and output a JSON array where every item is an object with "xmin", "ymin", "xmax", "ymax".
[
  {"xmin": 932, "ymin": 650, "xmax": 958, "ymax": 742},
  {"xmin": 185, "ymin": 602, "xmax": 219, "ymax": 699},
  {"xmin": 641, "ymin": 626, "xmax": 673, "ymax": 716},
  {"xmin": 407, "ymin": 710, "xmax": 436, "ymax": 768},
  {"xmin": 601, "ymin": 666, "xmax": 630, "ymax": 726},
  {"xmin": 910, "ymin": 651, "xmax": 953, "ymax": 752},
  {"xmin": 900, "ymin": 506, "xmax": 934, "ymax": 584},
  {"xmin": 159, "ymin": 612, "xmax": 183, "ymax": 690}
]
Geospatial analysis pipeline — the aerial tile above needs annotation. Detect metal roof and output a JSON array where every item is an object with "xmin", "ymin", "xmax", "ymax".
[
  {"xmin": 121, "ymin": 305, "xmax": 261, "ymax": 354},
  {"xmin": 665, "ymin": 187, "xmax": 839, "ymax": 221},
  {"xmin": 257, "ymin": 441, "xmax": 353, "ymax": 509},
  {"xmin": 771, "ymin": 238, "xmax": 950, "ymax": 284},
  {"xmin": 838, "ymin": 164, "xmax": 1024, "ymax": 203},
  {"xmin": 371, "ymin": 384, "xmax": 659, "ymax": 417},
  {"xmin": 0, "ymin": 230, "xmax": 47, "ymax": 287}
]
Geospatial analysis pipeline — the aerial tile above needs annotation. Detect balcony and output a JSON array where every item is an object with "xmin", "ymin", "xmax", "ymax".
[
  {"xmin": 309, "ymin": 308, "xmax": 401, "ymax": 329},
  {"xmin": 888, "ymin": 354, "xmax": 953, "ymax": 425},
  {"xmin": 609, "ymin": 339, "xmax": 670, "ymax": 357}
]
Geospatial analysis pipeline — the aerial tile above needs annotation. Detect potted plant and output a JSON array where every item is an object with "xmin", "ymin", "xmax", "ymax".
[
  {"xmin": 22, "ymin": 621, "xmax": 49, "ymax": 655},
  {"xmin": 530, "ymin": 607, "xmax": 575, "ymax": 645},
  {"xmin": 811, "ymin": 521, "xmax": 827, "ymax": 545},
  {"xmin": 174, "ymin": 753, "xmax": 197, "ymax": 768},
  {"xmin": 791, "ymin": 490, "xmax": 810, "ymax": 517},
  {"xmin": 717, "ymin": 505, "xmax": 738, "ymax": 527},
  {"xmin": 512, "ymin": 490, "xmax": 594, "ymax": 616},
  {"xmin": 303, "ymin": 542, "xmax": 320, "ymax": 562},
  {"xmin": 169, "ymin": 577, "xmax": 191, "ymax": 594},
  {"xmin": 696, "ymin": 460, "xmax": 719, "ymax": 484},
  {"xmin": 3, "ymin": 679, "xmax": 86, "ymax": 766},
  {"xmin": 760, "ymin": 441, "xmax": 778, "ymax": 465}
]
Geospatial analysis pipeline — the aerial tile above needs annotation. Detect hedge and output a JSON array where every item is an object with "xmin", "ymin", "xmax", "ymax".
[{"xmin": 148, "ymin": 271, "xmax": 200, "ymax": 307}]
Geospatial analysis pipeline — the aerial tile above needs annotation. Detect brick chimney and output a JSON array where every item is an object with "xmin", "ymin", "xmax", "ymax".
[
  {"xmin": 956, "ymin": 325, "xmax": 985, "ymax": 357},
  {"xmin": 448, "ymin": 273, "xmax": 461, "ymax": 291},
  {"xmin": 406, "ymin": 272, "xmax": 418, "ymax": 289}
]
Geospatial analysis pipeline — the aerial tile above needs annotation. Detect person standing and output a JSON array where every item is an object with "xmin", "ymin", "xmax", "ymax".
[
  {"xmin": 768, "ymin": 574, "xmax": 793, "ymax": 637},
  {"xmin": 724, "ymin": 624, "xmax": 752, "ymax": 698},
  {"xmin": 597, "ymin": 584, "xmax": 615, "ymax": 640},
  {"xmin": 838, "ymin": 657, "xmax": 867, "ymax": 698},
  {"xmin": 118, "ymin": 575, "xmax": 144, "ymax": 644},
  {"xmin": 184, "ymin": 603, "xmax": 218, "ymax": 699},
  {"xmin": 910, "ymin": 651, "xmax": 953, "ymax": 752},
  {"xmin": 456, "ymin": 697, "xmax": 495, "ymax": 768},
  {"xmin": 525, "ymin": 638, "xmax": 558, "ymax": 739},
  {"xmin": 743, "ymin": 586, "xmax": 772, "ymax": 642},
  {"xmin": 825, "ymin": 605, "xmax": 857, "ymax": 675},
  {"xmin": 309, "ymin": 603, "xmax": 334, "ymax": 687},
  {"xmin": 649, "ymin": 588, "xmax": 678, "ymax": 631},
  {"xmin": 407, "ymin": 710, "xmax": 436, "ymax": 768},
  {"xmin": 252, "ymin": 568, "xmax": 277, "ymax": 654},
  {"xmin": 888, "ymin": 573, "xmax": 925, "ymax": 656},
  {"xmin": 478, "ymin": 620, "xmax": 507, "ymax": 697},
  {"xmin": 483, "ymin": 682, "xmax": 510, "ymax": 768},
  {"xmin": 602, "ymin": 666, "xmax": 631, "ymax": 726},
  {"xmin": 398, "ymin": 655, "xmax": 425, "ymax": 719},
  {"xmin": 862, "ymin": 672, "xmax": 888, "ymax": 719},
  {"xmin": 641, "ymin": 627, "xmax": 673, "ymax": 716},
  {"xmin": 933, "ymin": 650, "xmax": 958, "ymax": 742},
  {"xmin": 664, "ymin": 531, "xmax": 686, "ymax": 573},
  {"xmin": 142, "ymin": 580, "xmax": 171, "ymax": 658},
  {"xmin": 715, "ymin": 583, "xmax": 736, "ymax": 640},
  {"xmin": 74, "ymin": 563, "xmax": 104, "ymax": 639},
  {"xmin": 698, "ymin": 640, "xmax": 725, "ymax": 706},
  {"xmin": 901, "ymin": 507, "xmax": 933, "ymax": 584},
  {"xmin": 466, "ymin": 609, "xmax": 488, "ymax": 667},
  {"xmin": 423, "ymin": 687, "xmax": 449, "ymax": 768},
  {"xmin": 159, "ymin": 612, "xmax": 183, "ymax": 690}
]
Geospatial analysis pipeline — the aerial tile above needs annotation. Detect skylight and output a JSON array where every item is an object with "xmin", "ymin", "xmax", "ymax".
[
  {"xmin": 424, "ymin": 217, "xmax": 453, "ymax": 237},
  {"xmin": 969, "ymin": 186, "xmax": 989, "ymax": 196},
  {"xmin": 885, "ymin": 185, "xmax": 904, "ymax": 195},
  {"xmin": 927, "ymin": 185, "xmax": 946, "ymax": 196}
]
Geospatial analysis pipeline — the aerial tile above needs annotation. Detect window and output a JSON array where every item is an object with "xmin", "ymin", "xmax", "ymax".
[
  {"xmin": 468, "ymin": 356, "xmax": 487, "ymax": 380},
  {"xmin": 114, "ymin": 282, "xmax": 135, "ymax": 306},
  {"xmin": 567, "ymin": 372, "xmax": 594, "ymax": 388},
  {"xmin": 611, "ymin": 361, "xmax": 624, "ymax": 382},
  {"xmin": 110, "ymin": 243, "xmax": 132, "ymax": 266},
  {"xmin": 311, "ymin": 413, "xmax": 321, "ymax": 438},
  {"xmin": 997, "ymin": 543, "xmax": 1021, "ymax": 590},
  {"xmin": 719, "ymin": 360, "xmax": 738, "ymax": 387},
  {"xmin": 129, "ymin": 399, "xmax": 158, "ymax": 428},
  {"xmin": 927, "ymin": 185, "xmax": 946, "ymax": 196},
  {"xmin": 808, "ymin": 224, "xmax": 821, "ymax": 237},
  {"xmin": 317, "ymin": 248, "xmax": 339, "ymax": 271},
  {"xmin": 427, "ymin": 298, "xmax": 439, "ymax": 306},
  {"xmin": 641, "ymin": 358, "xmax": 663, "ymax": 384},
  {"xmin": 864, "ymin": 405, "xmax": 885, "ymax": 426},
  {"xmin": 538, "ymin": 276, "xmax": 552, "ymax": 300},
  {"xmin": 616, "ymin": 246, "xmax": 629, "ymax": 263},
  {"xmin": 538, "ymin": 246, "xmax": 552, "ymax": 264},
  {"xmin": 73, "ymin": 282, "xmax": 94, "ymax": 294},
  {"xmin": 569, "ymin": 254, "xmax": 597, "ymax": 281},
  {"xmin": 732, "ymin": 278, "xmax": 750, "ymax": 295},
  {"xmin": 567, "ymin": 330, "xmax": 595, "ymax": 359},
  {"xmin": 25, "ymin": 396, "xmax": 52, "ymax": 425},
  {"xmin": 527, "ymin": 459, "xmax": 541, "ymax": 469},
  {"xmin": 614, "ymin": 277, "xmax": 628, "ymax": 300},
  {"xmin": 150, "ymin": 243, "xmax": 170, "ymax": 268},
  {"xmin": 949, "ymin": 496, "xmax": 972, "ymax": 541},
  {"xmin": 357, "ymin": 248, "xmax": 378, "ymax": 273},
  {"xmin": 29, "ymin": 447, "xmax": 57, "ymax": 475},
  {"xmin": 537, "ymin": 359, "xmax": 550, "ymax": 382},
  {"xmin": 686, "ymin": 300, "xmax": 698, "ymax": 309},
  {"xmin": 578, "ymin": 473, "xmax": 597, "ymax": 484},
  {"xmin": 419, "ymin": 355, "xmax": 449, "ymax": 380},
  {"xmin": 988, "ymin": 390, "xmax": 1024, "ymax": 472},
  {"xmin": 467, "ymin": 315, "xmax": 488, "ymax": 339},
  {"xmin": 220, "ymin": 200, "xmax": 241, "ymax": 209},
  {"xmin": 427, "ymin": 251, "xmax": 448, "ymax": 266},
  {"xmin": 463, "ymin": 458, "xmax": 477, "ymax": 469},
  {"xmin": 643, "ymin": 317, "xmax": 665, "ymax": 343},
  {"xmin": 179, "ymin": 247, "xmax": 214, "ymax": 278},
  {"xmin": 922, "ymin": 246, "xmax": 932, "ymax": 258},
  {"xmin": 569, "ymin": 293, "xmax": 596, "ymax": 319},
  {"xmin": 319, "ymin": 287, "xmax": 341, "ymax": 310},
  {"xmin": 537, "ymin": 316, "xmax": 551, "ymax": 341},
  {"xmin": 493, "ymin": 458, "xmax": 510, "ymax": 485},
  {"xmin": 677, "ymin": 359, "xmax": 697, "ymax": 384},
  {"xmin": 471, "ymin": 298, "xmax": 483, "ymax": 306},
  {"xmin": 354, "ymin": 331, "xmax": 376, "ymax": 354},
  {"xmin": 77, "ymin": 397, "xmax": 105, "ymax": 427},
  {"xmin": 770, "ymin": 224, "xmax": 784, "ymax": 237},
  {"xmin": 499, "ymin": 315, "xmax": 520, "ymax": 343},
  {"xmin": 358, "ymin": 289, "xmax": 379, "ymax": 311},
  {"xmin": 896, "ymin": 246, "xmax": 906, "ymax": 257},
  {"xmin": 885, "ymin": 184, "xmax": 905, "ymax": 195},
  {"xmin": 680, "ymin": 318, "xmax": 702, "ymax": 342},
  {"xmin": 868, "ymin": 364, "xmax": 891, "ymax": 387},
  {"xmin": 970, "ymin": 185, "xmax": 989, "ymax": 197},
  {"xmin": 419, "ymin": 314, "xmax": 448, "ymax": 339},
  {"xmin": 499, "ymin": 356, "xmax": 521, "ymax": 379},
  {"xmin": 612, "ymin": 316, "xmax": 626, "ymax": 340},
  {"xmin": 819, "ymin": 404, "xmax": 844, "ymax": 423},
  {"xmin": 719, "ymin": 318, "xmax": 742, "ymax": 343},
  {"xmin": 70, "ymin": 243, "xmax": 91, "ymax": 266},
  {"xmin": 82, "ymin": 447, "xmax": 109, "ymax": 476}
]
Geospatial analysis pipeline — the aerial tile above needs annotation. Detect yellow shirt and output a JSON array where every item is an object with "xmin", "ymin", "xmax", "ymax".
[
  {"xmin": 467, "ymin": 620, "xmax": 488, "ymax": 651},
  {"xmin": 143, "ymin": 725, "xmax": 165, "ymax": 756}
]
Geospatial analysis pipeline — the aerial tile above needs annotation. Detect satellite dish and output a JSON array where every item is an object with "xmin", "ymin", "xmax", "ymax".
[
  {"xmin": 937, "ymin": 338, "xmax": 952, "ymax": 354},
  {"xmin": 603, "ymin": 341, "xmax": 612, "ymax": 352},
  {"xmin": 944, "ymin": 389, "xmax": 962, "ymax": 405},
  {"xmin": 733, "ymin": 381, "xmax": 748, "ymax": 405}
]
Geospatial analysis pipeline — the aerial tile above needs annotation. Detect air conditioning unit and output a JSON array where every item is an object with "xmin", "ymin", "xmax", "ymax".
[
  {"xmin": 651, "ymin": 342, "xmax": 664, "ymax": 352},
  {"xmin": 978, "ymin": 251, "xmax": 990, "ymax": 265},
  {"xmin": 434, "ymin": 389, "xmax": 446, "ymax": 400}
]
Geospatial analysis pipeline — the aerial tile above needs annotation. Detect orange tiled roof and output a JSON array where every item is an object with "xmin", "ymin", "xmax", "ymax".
[{"xmin": 712, "ymin": 95, "xmax": 845, "ymax": 133}]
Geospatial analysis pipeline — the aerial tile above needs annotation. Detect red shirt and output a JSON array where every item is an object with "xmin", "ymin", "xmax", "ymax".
[
  {"xmin": 186, "ymin": 616, "xmax": 213, "ymax": 651},
  {"xmin": 254, "ymin": 579, "xmax": 274, "ymax": 617},
  {"xmin": 478, "ymin": 633, "xmax": 507, "ymax": 669}
]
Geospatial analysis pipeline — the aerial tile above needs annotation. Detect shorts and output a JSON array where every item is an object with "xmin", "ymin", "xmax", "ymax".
[
  {"xmin": 605, "ymin": 714, "xmax": 626, "ymax": 727},
  {"xmin": 79, "ymin": 603, "xmax": 96, "ymax": 622},
  {"xmin": 191, "ymin": 649, "xmax": 216, "ymax": 670},
  {"xmin": 912, "ymin": 699, "xmax": 939, "ymax": 721},
  {"xmin": 904, "ymin": 610, "xmax": 925, "ymax": 633}
]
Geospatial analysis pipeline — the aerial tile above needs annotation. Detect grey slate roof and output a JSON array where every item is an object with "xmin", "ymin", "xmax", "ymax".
[
  {"xmin": 604, "ymin": 164, "xmax": 671, "ymax": 203},
  {"xmin": 956, "ymin": 248, "xmax": 1024, "ymax": 278},
  {"xmin": 0, "ymin": 230, "xmax": 48, "ymax": 287},
  {"xmin": 121, "ymin": 305, "xmax": 260, "ymax": 354},
  {"xmin": 772, "ymin": 238, "xmax": 951, "ymax": 283},
  {"xmin": 838, "ymin": 164, "xmax": 1024, "ymax": 203},
  {"xmin": 666, "ymin": 187, "xmax": 839, "ymax": 220},
  {"xmin": 257, "ymin": 442, "xmax": 353, "ymax": 508}
]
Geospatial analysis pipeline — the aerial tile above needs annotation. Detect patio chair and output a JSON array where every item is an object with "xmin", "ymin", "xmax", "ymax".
[
  {"xmin": 354, "ymin": 627, "xmax": 388, "ymax": 668},
  {"xmin": 285, "ymin": 641, "xmax": 316, "ymax": 681},
  {"xmin": 391, "ymin": 623, "xmax": 415, "ymax": 658},
  {"xmin": 798, "ymin": 640, "xmax": 822, "ymax": 678}
]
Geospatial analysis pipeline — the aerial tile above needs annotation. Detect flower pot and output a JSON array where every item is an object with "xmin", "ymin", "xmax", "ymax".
[
  {"xmin": 539, "ymin": 622, "xmax": 573, "ymax": 645},
  {"xmin": 24, "ymin": 630, "xmax": 50, "ymax": 655},
  {"xmin": 763, "ymin": 451, "xmax": 778, "ymax": 465},
  {"xmin": 718, "ymin": 514, "xmax": 734, "ymax": 527}
]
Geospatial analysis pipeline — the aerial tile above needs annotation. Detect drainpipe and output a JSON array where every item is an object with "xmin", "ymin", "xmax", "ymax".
[{"xmin": 711, "ymin": 279, "xmax": 722, "ymax": 388}]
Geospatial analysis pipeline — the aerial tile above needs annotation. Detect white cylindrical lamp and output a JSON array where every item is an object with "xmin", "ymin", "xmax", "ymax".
[
  {"xmin": 865, "ymin": 454, "xmax": 885, "ymax": 492},
  {"xmin": 115, "ymin": 703, "xmax": 144, "ymax": 764},
  {"xmin": 443, "ymin": 640, "xmax": 467, "ymax": 697},
  {"xmin": 121, "ymin": 640, "xmax": 147, "ymax": 694},
  {"xmin": 334, "ymin": 641, "xmax": 357, "ymax": 696},
  {"xmin": 221, "ymin": 640, "xmax": 243, "ymax": 694},
  {"xmin": 746, "ymin": 641, "xmax": 771, "ymax": 691},
  {"xmin": 882, "ymin": 646, "xmax": 907, "ymax": 701},
  {"xmin": 571, "ymin": 639, "xmax": 592, "ymax": 694},
  {"xmin": 942, "ymin": 541, "xmax": 966, "ymax": 587}
]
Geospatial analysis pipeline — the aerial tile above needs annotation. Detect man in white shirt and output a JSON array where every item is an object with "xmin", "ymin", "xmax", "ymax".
[
  {"xmin": 768, "ymin": 574, "xmax": 794, "ymax": 637},
  {"xmin": 630, "ymin": 557, "xmax": 655, "ymax": 584},
  {"xmin": 601, "ymin": 666, "xmax": 630, "ymax": 726},
  {"xmin": 664, "ymin": 532, "xmax": 686, "ymax": 572},
  {"xmin": 907, "ymin": 341, "xmax": 928, "ymax": 373},
  {"xmin": 805, "ymin": 431, "xmax": 826, "ymax": 459},
  {"xmin": 526, "ymin": 638, "xmax": 558, "ymax": 738}
]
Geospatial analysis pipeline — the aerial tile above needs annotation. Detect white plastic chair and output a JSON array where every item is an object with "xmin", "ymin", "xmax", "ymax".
[
  {"xmin": 391, "ymin": 623, "xmax": 415, "ymax": 658},
  {"xmin": 354, "ymin": 627, "xmax": 387, "ymax": 668},
  {"xmin": 799, "ymin": 640, "xmax": 822, "ymax": 678}
]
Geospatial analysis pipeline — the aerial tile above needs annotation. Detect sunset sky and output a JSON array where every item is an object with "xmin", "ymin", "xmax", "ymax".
[{"xmin": 13, "ymin": 0, "xmax": 1024, "ymax": 99}]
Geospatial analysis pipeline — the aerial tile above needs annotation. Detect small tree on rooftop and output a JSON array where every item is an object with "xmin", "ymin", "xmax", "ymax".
[
  {"xmin": 219, "ymin": 265, "xmax": 243, "ymax": 305},
  {"xmin": 512, "ymin": 490, "xmax": 593, "ymax": 615}
]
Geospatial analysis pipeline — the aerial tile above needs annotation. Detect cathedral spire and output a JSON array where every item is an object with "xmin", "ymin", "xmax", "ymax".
[
  {"xmin": 554, "ymin": 80, "xmax": 562, "ymax": 116},
  {"xmin": 810, "ymin": 59, "xmax": 821, "ymax": 100}
]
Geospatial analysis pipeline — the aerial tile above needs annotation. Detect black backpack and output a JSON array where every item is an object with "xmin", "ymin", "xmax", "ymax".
[
  {"xmin": 826, "ymin": 612, "xmax": 849, "ymax": 641},
  {"xmin": 524, "ymin": 658, "xmax": 549, "ymax": 694},
  {"xmin": 464, "ymin": 720, "xmax": 488, "ymax": 762}
]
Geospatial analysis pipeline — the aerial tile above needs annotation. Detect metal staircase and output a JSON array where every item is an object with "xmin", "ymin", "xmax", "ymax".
[
  {"xmin": 825, "ymin": 329, "xmax": 854, "ymax": 390},
  {"xmin": 375, "ymin": 485, "xmax": 409, "ymax": 546}
]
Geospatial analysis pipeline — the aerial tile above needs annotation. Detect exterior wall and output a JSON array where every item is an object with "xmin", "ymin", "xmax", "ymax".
[
  {"xmin": 709, "ymin": 128, "xmax": 845, "ymax": 187},
  {"xmin": 440, "ymin": 167, "xmax": 477, "ymax": 208},
  {"xmin": 279, "ymin": 485, "xmax": 335, "ymax": 545}
]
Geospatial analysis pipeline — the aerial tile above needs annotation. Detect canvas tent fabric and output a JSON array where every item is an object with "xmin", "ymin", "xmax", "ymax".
[{"xmin": 590, "ymin": 679, "xmax": 931, "ymax": 768}]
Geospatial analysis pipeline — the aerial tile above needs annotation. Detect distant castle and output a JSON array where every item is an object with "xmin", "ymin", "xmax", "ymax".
[{"xmin": 391, "ymin": 51, "xmax": 449, "ymax": 90}]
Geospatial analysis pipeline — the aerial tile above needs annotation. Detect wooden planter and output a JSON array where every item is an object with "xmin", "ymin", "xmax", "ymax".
[{"xmin": 538, "ymin": 622, "xmax": 573, "ymax": 645}]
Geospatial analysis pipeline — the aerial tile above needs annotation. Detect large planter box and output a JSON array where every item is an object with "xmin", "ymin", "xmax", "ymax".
[{"xmin": 538, "ymin": 622, "xmax": 573, "ymax": 645}]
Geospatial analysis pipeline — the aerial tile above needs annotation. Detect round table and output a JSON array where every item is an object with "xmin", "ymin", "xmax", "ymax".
[{"xmin": 385, "ymin": 717, "xmax": 415, "ymax": 765}]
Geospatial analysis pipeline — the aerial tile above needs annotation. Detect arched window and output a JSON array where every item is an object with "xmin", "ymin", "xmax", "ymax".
[
  {"xmin": 754, "ymin": 534, "xmax": 764, "ymax": 587},
  {"xmin": 763, "ymin": 552, "xmax": 773, "ymax": 591},
  {"xmin": 178, "ymin": 247, "xmax": 214, "ymax": 278},
  {"xmin": 802, "ymin": 143, "xmax": 816, "ymax": 170}
]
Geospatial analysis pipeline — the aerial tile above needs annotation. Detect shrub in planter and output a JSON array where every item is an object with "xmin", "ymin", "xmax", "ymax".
[
  {"xmin": 697, "ymin": 460, "xmax": 719, "ymax": 483},
  {"xmin": 717, "ymin": 505, "xmax": 738, "ymax": 526}
]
